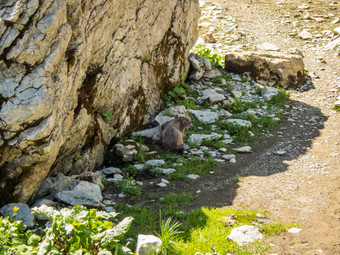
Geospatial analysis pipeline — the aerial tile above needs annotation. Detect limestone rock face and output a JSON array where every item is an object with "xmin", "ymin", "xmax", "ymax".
[
  {"xmin": 0, "ymin": 0, "xmax": 200, "ymax": 206},
  {"xmin": 225, "ymin": 50, "xmax": 306, "ymax": 88}
]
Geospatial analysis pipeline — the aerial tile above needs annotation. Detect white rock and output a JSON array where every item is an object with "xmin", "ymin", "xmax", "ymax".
[
  {"xmin": 196, "ymin": 190, "xmax": 201, "ymax": 194},
  {"xmin": 218, "ymin": 148, "xmax": 227, "ymax": 152},
  {"xmin": 234, "ymin": 146, "xmax": 252, "ymax": 153},
  {"xmin": 257, "ymin": 42, "xmax": 280, "ymax": 51},
  {"xmin": 118, "ymin": 193, "xmax": 126, "ymax": 198},
  {"xmin": 275, "ymin": 150, "xmax": 286, "ymax": 155},
  {"xmin": 288, "ymin": 228, "xmax": 302, "ymax": 234},
  {"xmin": 136, "ymin": 181, "xmax": 143, "ymax": 186},
  {"xmin": 189, "ymin": 109, "xmax": 219, "ymax": 124},
  {"xmin": 334, "ymin": 26, "xmax": 340, "ymax": 34},
  {"xmin": 187, "ymin": 174, "xmax": 200, "ymax": 180},
  {"xmin": 134, "ymin": 164, "xmax": 145, "ymax": 170},
  {"xmin": 136, "ymin": 234, "xmax": 162, "ymax": 255},
  {"xmin": 157, "ymin": 183, "xmax": 167, "ymax": 188},
  {"xmin": 222, "ymin": 154, "xmax": 236, "ymax": 160},
  {"xmin": 299, "ymin": 30, "xmax": 313, "ymax": 40},
  {"xmin": 159, "ymin": 168, "xmax": 176, "ymax": 175},
  {"xmin": 188, "ymin": 133, "xmax": 222, "ymax": 144},
  {"xmin": 145, "ymin": 159, "xmax": 165, "ymax": 167},
  {"xmin": 161, "ymin": 179, "xmax": 170, "ymax": 184},
  {"xmin": 230, "ymin": 158, "xmax": 236, "ymax": 163},
  {"xmin": 227, "ymin": 225, "xmax": 263, "ymax": 245},
  {"xmin": 226, "ymin": 119, "xmax": 252, "ymax": 128},
  {"xmin": 232, "ymin": 90, "xmax": 243, "ymax": 98},
  {"xmin": 262, "ymin": 86, "xmax": 279, "ymax": 101}
]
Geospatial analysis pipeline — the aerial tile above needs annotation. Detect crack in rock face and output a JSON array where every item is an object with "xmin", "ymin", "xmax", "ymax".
[{"xmin": 0, "ymin": 0, "xmax": 200, "ymax": 206}]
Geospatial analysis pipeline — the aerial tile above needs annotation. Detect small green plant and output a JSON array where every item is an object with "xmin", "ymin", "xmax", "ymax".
[
  {"xmin": 102, "ymin": 110, "xmax": 113, "ymax": 121},
  {"xmin": 74, "ymin": 152, "xmax": 82, "ymax": 161},
  {"xmin": 333, "ymin": 104, "xmax": 340, "ymax": 112},
  {"xmin": 233, "ymin": 174, "xmax": 244, "ymax": 183},
  {"xmin": 134, "ymin": 137, "xmax": 148, "ymax": 163},
  {"xmin": 157, "ymin": 216, "xmax": 182, "ymax": 255},
  {"xmin": 116, "ymin": 179, "xmax": 142, "ymax": 196},
  {"xmin": 141, "ymin": 54, "xmax": 150, "ymax": 63},
  {"xmin": 161, "ymin": 192, "xmax": 195, "ymax": 206},
  {"xmin": 165, "ymin": 86, "xmax": 187, "ymax": 104},
  {"xmin": 194, "ymin": 46, "xmax": 223, "ymax": 68},
  {"xmin": 31, "ymin": 205, "xmax": 133, "ymax": 254}
]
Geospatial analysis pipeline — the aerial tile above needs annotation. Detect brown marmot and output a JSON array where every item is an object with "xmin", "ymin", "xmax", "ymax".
[{"xmin": 161, "ymin": 115, "xmax": 192, "ymax": 153}]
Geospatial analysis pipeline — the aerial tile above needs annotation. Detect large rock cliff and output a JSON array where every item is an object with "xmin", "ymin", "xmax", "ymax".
[{"xmin": 0, "ymin": 0, "xmax": 200, "ymax": 206}]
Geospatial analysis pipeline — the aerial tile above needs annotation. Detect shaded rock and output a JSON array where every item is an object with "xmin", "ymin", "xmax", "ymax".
[
  {"xmin": 225, "ymin": 50, "xmax": 305, "ymax": 88},
  {"xmin": 132, "ymin": 127, "xmax": 160, "ymax": 139},
  {"xmin": 55, "ymin": 181, "xmax": 103, "ymax": 209},
  {"xmin": 203, "ymin": 69, "xmax": 222, "ymax": 79},
  {"xmin": 136, "ymin": 234, "xmax": 162, "ymax": 255},
  {"xmin": 31, "ymin": 199, "xmax": 60, "ymax": 208},
  {"xmin": 114, "ymin": 143, "xmax": 137, "ymax": 162},
  {"xmin": 101, "ymin": 167, "xmax": 122, "ymax": 175},
  {"xmin": 0, "ymin": 203, "xmax": 34, "ymax": 227},
  {"xmin": 262, "ymin": 86, "xmax": 279, "ymax": 101},
  {"xmin": 189, "ymin": 109, "xmax": 219, "ymax": 124},
  {"xmin": 227, "ymin": 225, "xmax": 263, "ymax": 245}
]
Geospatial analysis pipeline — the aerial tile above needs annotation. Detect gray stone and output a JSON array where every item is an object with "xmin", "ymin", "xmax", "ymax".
[
  {"xmin": 136, "ymin": 234, "xmax": 162, "ymax": 255},
  {"xmin": 145, "ymin": 159, "xmax": 165, "ymax": 167},
  {"xmin": 203, "ymin": 69, "xmax": 222, "ymax": 79},
  {"xmin": 222, "ymin": 154, "xmax": 236, "ymax": 160},
  {"xmin": 101, "ymin": 167, "xmax": 122, "ymax": 175},
  {"xmin": 262, "ymin": 86, "xmax": 279, "ymax": 101},
  {"xmin": 225, "ymin": 50, "xmax": 305, "ymax": 88},
  {"xmin": 275, "ymin": 150, "xmax": 286, "ymax": 156},
  {"xmin": 227, "ymin": 225, "xmax": 263, "ymax": 245},
  {"xmin": 234, "ymin": 146, "xmax": 252, "ymax": 153},
  {"xmin": 226, "ymin": 119, "xmax": 252, "ymax": 128},
  {"xmin": 157, "ymin": 183, "xmax": 167, "ymax": 188},
  {"xmin": 159, "ymin": 168, "xmax": 176, "ymax": 175},
  {"xmin": 199, "ymin": 89, "xmax": 226, "ymax": 103},
  {"xmin": 188, "ymin": 133, "xmax": 222, "ymax": 144},
  {"xmin": 55, "ymin": 181, "xmax": 103, "ymax": 208},
  {"xmin": 114, "ymin": 143, "xmax": 138, "ymax": 162},
  {"xmin": 0, "ymin": 203, "xmax": 34, "ymax": 227},
  {"xmin": 132, "ymin": 127, "xmax": 160, "ymax": 139},
  {"xmin": 189, "ymin": 109, "xmax": 219, "ymax": 124}
]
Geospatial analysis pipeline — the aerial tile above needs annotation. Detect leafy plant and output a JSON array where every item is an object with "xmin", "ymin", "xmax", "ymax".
[
  {"xmin": 194, "ymin": 46, "xmax": 223, "ymax": 68},
  {"xmin": 141, "ymin": 54, "xmax": 150, "ymax": 63},
  {"xmin": 31, "ymin": 205, "xmax": 133, "ymax": 254},
  {"xmin": 157, "ymin": 216, "xmax": 182, "ymax": 255},
  {"xmin": 102, "ymin": 110, "xmax": 113, "ymax": 121}
]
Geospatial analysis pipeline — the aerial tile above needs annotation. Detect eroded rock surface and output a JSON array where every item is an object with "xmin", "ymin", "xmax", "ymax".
[{"xmin": 0, "ymin": 0, "xmax": 200, "ymax": 206}]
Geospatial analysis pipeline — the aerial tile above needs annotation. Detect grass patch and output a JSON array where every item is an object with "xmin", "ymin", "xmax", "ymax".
[
  {"xmin": 116, "ymin": 179, "xmax": 141, "ymax": 196},
  {"xmin": 161, "ymin": 192, "xmax": 195, "ymax": 206}
]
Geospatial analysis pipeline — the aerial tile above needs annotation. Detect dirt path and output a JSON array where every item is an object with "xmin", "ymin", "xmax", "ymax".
[{"xmin": 206, "ymin": 0, "xmax": 340, "ymax": 254}]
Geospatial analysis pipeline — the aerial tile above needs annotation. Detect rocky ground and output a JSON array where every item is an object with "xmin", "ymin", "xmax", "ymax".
[
  {"xmin": 8, "ymin": 0, "xmax": 339, "ymax": 254},
  {"xmin": 200, "ymin": 0, "xmax": 340, "ymax": 254}
]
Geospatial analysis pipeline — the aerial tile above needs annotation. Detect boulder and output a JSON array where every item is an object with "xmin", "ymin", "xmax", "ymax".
[
  {"xmin": 0, "ymin": 0, "xmax": 200, "ymax": 206},
  {"xmin": 225, "ymin": 50, "xmax": 306, "ymax": 88},
  {"xmin": 189, "ymin": 109, "xmax": 219, "ymax": 124},
  {"xmin": 136, "ymin": 234, "xmax": 162, "ymax": 255},
  {"xmin": 199, "ymin": 89, "xmax": 226, "ymax": 103},
  {"xmin": 262, "ymin": 86, "xmax": 279, "ymax": 101},
  {"xmin": 227, "ymin": 225, "xmax": 263, "ymax": 245},
  {"xmin": 55, "ymin": 181, "xmax": 103, "ymax": 209},
  {"xmin": 0, "ymin": 203, "xmax": 34, "ymax": 227}
]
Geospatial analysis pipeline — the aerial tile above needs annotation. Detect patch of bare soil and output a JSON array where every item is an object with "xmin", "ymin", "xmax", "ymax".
[{"xmin": 206, "ymin": 0, "xmax": 340, "ymax": 254}]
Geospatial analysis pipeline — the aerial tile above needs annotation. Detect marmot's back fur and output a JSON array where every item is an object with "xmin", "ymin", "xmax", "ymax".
[{"xmin": 161, "ymin": 115, "xmax": 191, "ymax": 152}]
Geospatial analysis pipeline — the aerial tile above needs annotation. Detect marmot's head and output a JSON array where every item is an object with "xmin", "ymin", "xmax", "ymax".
[{"xmin": 175, "ymin": 115, "xmax": 192, "ymax": 130}]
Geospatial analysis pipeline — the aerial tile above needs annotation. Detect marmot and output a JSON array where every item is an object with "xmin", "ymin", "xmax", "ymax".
[{"xmin": 161, "ymin": 115, "xmax": 192, "ymax": 153}]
